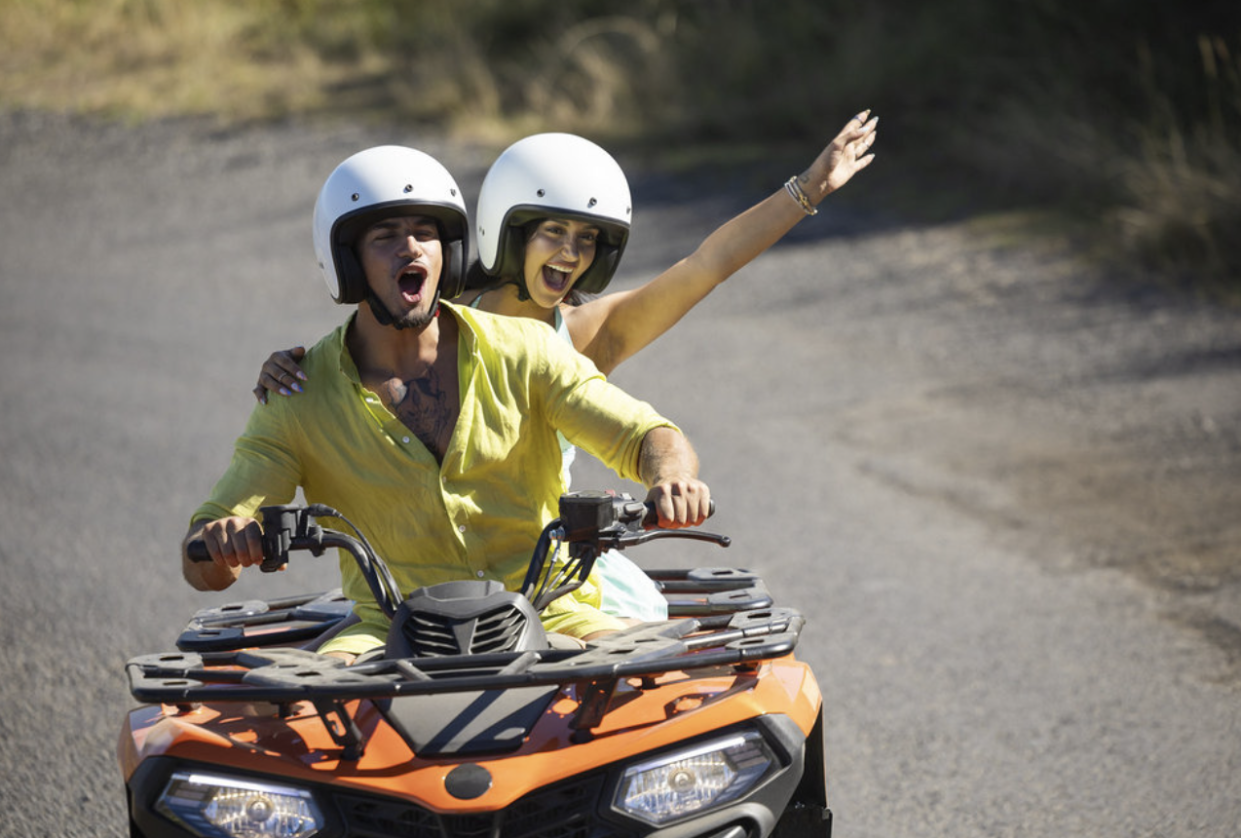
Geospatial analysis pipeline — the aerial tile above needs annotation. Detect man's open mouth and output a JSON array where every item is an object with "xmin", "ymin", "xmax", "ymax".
[{"xmin": 398, "ymin": 267, "xmax": 427, "ymax": 303}]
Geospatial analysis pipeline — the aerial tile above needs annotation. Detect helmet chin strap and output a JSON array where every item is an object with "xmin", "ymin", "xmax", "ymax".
[{"xmin": 365, "ymin": 288, "xmax": 441, "ymax": 330}]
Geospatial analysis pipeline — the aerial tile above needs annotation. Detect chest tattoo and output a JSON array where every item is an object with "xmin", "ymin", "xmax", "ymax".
[{"xmin": 380, "ymin": 369, "xmax": 455, "ymax": 461}]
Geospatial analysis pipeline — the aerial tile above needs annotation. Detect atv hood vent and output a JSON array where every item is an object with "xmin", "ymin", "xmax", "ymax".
[{"xmin": 386, "ymin": 580, "xmax": 549, "ymax": 658}]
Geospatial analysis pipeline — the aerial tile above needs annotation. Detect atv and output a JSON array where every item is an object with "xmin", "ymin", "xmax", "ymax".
[{"xmin": 119, "ymin": 490, "xmax": 832, "ymax": 838}]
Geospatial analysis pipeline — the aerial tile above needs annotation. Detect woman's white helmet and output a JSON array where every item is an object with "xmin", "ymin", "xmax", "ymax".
[
  {"xmin": 313, "ymin": 145, "xmax": 469, "ymax": 304},
  {"xmin": 475, "ymin": 133, "xmax": 631, "ymax": 295}
]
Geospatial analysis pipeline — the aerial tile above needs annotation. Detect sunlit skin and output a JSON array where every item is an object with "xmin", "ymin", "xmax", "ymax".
[{"xmin": 349, "ymin": 215, "xmax": 460, "ymax": 464}]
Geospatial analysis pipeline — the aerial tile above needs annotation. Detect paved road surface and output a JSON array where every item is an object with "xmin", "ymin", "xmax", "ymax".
[{"xmin": 1, "ymin": 112, "xmax": 1238, "ymax": 837}]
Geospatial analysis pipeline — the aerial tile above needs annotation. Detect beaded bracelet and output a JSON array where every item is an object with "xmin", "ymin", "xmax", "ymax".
[{"xmin": 784, "ymin": 176, "xmax": 818, "ymax": 216}]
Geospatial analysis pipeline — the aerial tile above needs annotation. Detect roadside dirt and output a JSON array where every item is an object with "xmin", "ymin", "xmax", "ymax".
[
  {"xmin": 805, "ymin": 216, "xmax": 1241, "ymax": 669},
  {"xmin": 617, "ymin": 148, "xmax": 1241, "ymax": 646}
]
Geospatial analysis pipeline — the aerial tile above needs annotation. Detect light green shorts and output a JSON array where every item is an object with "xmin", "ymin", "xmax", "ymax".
[{"xmin": 595, "ymin": 549, "xmax": 669, "ymax": 621}]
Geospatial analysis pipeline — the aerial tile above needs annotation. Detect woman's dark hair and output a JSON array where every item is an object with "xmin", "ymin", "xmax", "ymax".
[{"xmin": 462, "ymin": 258, "xmax": 494, "ymax": 293}]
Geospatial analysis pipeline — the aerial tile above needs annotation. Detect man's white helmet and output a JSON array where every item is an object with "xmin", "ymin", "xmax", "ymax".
[
  {"xmin": 475, "ymin": 133, "xmax": 631, "ymax": 295},
  {"xmin": 313, "ymin": 145, "xmax": 469, "ymax": 304}
]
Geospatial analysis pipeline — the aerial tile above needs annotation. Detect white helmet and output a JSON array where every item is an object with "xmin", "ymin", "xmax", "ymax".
[
  {"xmin": 475, "ymin": 133, "xmax": 631, "ymax": 295},
  {"xmin": 313, "ymin": 145, "xmax": 469, "ymax": 304}
]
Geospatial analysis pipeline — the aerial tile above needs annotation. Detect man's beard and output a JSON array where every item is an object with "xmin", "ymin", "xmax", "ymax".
[{"xmin": 367, "ymin": 290, "xmax": 438, "ymax": 331}]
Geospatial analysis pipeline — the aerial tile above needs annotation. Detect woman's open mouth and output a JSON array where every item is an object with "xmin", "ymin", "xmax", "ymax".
[{"xmin": 541, "ymin": 264, "xmax": 573, "ymax": 294}]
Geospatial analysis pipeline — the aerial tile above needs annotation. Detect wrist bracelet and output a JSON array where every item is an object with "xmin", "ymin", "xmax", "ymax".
[{"xmin": 784, "ymin": 176, "xmax": 818, "ymax": 216}]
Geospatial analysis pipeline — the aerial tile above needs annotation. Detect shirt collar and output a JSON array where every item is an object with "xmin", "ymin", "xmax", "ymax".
[
  {"xmin": 335, "ymin": 311, "xmax": 363, "ymax": 385},
  {"xmin": 335, "ymin": 303, "xmax": 481, "ymax": 385},
  {"xmin": 440, "ymin": 301, "xmax": 480, "ymax": 360}
]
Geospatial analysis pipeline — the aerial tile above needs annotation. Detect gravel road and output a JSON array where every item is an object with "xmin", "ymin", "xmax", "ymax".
[{"xmin": 1, "ymin": 111, "xmax": 1238, "ymax": 837}]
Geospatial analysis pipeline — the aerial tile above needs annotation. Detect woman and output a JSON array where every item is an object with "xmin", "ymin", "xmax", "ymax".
[{"xmin": 255, "ymin": 112, "xmax": 878, "ymax": 620}]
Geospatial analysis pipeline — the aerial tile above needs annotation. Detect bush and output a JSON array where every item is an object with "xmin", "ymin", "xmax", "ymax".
[{"xmin": 2, "ymin": 0, "xmax": 1237, "ymax": 286}]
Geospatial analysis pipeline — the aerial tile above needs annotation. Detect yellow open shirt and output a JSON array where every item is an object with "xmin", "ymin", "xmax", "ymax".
[{"xmin": 192, "ymin": 303, "xmax": 676, "ymax": 655}]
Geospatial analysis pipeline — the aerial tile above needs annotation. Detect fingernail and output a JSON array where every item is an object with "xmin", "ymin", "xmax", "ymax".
[
  {"xmin": 292, "ymin": 383, "xmax": 303, "ymax": 393},
  {"xmin": 280, "ymin": 387, "xmax": 291, "ymax": 396},
  {"xmin": 297, "ymin": 371, "xmax": 308, "ymax": 381}
]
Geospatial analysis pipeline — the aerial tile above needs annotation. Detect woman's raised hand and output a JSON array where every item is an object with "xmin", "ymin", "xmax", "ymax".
[{"xmin": 801, "ymin": 110, "xmax": 879, "ymax": 205}]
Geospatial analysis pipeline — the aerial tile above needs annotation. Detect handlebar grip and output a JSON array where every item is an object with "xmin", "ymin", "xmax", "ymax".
[
  {"xmin": 642, "ymin": 498, "xmax": 716, "ymax": 528},
  {"xmin": 185, "ymin": 538, "xmax": 212, "ymax": 563}
]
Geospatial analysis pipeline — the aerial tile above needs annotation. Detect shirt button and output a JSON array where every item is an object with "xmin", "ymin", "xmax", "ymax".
[
  {"xmin": 459, "ymin": 525, "xmax": 467, "ymax": 533},
  {"xmin": 402, "ymin": 436, "xmax": 411, "ymax": 444},
  {"xmin": 476, "ymin": 570, "xmax": 485, "ymax": 578}
]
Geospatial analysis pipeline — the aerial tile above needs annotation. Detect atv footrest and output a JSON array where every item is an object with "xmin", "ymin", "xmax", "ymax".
[
  {"xmin": 648, "ymin": 568, "xmax": 774, "ymax": 616},
  {"xmin": 176, "ymin": 589, "xmax": 352, "ymax": 652}
]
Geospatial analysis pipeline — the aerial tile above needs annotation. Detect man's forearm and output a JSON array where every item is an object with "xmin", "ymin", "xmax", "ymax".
[
  {"xmin": 637, "ymin": 427, "xmax": 710, "ymax": 529},
  {"xmin": 638, "ymin": 426, "xmax": 699, "ymax": 487}
]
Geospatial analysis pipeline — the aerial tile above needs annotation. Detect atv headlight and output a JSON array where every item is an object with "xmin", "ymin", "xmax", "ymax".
[
  {"xmin": 155, "ymin": 770, "xmax": 324, "ymax": 838},
  {"xmin": 614, "ymin": 731, "xmax": 777, "ymax": 825}
]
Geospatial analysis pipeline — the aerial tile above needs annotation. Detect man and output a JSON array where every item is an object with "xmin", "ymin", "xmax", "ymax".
[{"xmin": 183, "ymin": 145, "xmax": 710, "ymax": 658}]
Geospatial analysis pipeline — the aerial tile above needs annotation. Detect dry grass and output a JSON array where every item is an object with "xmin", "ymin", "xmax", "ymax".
[
  {"xmin": 0, "ymin": 0, "xmax": 387, "ymax": 121},
  {"xmin": 0, "ymin": 0, "xmax": 672, "ymax": 134},
  {"xmin": 2, "ymin": 0, "xmax": 1238, "ymax": 289}
]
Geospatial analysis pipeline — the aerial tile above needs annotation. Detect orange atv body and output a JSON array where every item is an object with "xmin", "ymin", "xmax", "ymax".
[{"xmin": 119, "ymin": 494, "xmax": 832, "ymax": 837}]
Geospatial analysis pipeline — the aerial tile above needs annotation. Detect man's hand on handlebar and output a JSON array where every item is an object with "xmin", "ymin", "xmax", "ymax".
[
  {"xmin": 643, "ymin": 478, "xmax": 711, "ymax": 530},
  {"xmin": 201, "ymin": 516, "xmax": 268, "ymax": 568},
  {"xmin": 637, "ymin": 427, "xmax": 710, "ymax": 529},
  {"xmin": 182, "ymin": 516, "xmax": 285, "ymax": 592}
]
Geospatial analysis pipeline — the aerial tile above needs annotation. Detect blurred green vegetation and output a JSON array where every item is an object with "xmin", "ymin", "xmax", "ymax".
[{"xmin": 3, "ymin": 0, "xmax": 1238, "ymax": 290}]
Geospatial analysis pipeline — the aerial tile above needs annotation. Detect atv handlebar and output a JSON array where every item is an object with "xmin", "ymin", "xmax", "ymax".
[
  {"xmin": 522, "ymin": 491, "xmax": 729, "ymax": 611},
  {"xmin": 638, "ymin": 498, "xmax": 716, "ymax": 530},
  {"xmin": 185, "ymin": 504, "xmax": 406, "ymax": 619},
  {"xmin": 186, "ymin": 492, "xmax": 729, "ymax": 619},
  {"xmin": 184, "ymin": 539, "xmax": 212, "ymax": 563}
]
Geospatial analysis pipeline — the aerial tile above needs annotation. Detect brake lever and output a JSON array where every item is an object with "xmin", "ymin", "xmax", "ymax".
[{"xmin": 614, "ymin": 528, "xmax": 731, "ymax": 550}]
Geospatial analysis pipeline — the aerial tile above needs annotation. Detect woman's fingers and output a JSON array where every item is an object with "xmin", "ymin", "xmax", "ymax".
[
  {"xmin": 256, "ymin": 348, "xmax": 308, "ymax": 399},
  {"xmin": 275, "ymin": 348, "xmax": 308, "ymax": 380},
  {"xmin": 853, "ymin": 123, "xmax": 877, "ymax": 159},
  {"xmin": 258, "ymin": 368, "xmax": 293, "ymax": 397},
  {"xmin": 798, "ymin": 111, "xmax": 880, "ymax": 202}
]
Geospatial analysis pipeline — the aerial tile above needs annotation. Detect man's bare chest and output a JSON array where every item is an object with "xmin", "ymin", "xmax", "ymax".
[{"xmin": 370, "ymin": 368, "xmax": 460, "ymax": 463}]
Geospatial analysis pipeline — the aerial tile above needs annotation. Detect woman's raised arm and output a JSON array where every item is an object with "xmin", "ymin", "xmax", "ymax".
[{"xmin": 567, "ymin": 111, "xmax": 878, "ymax": 375}]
